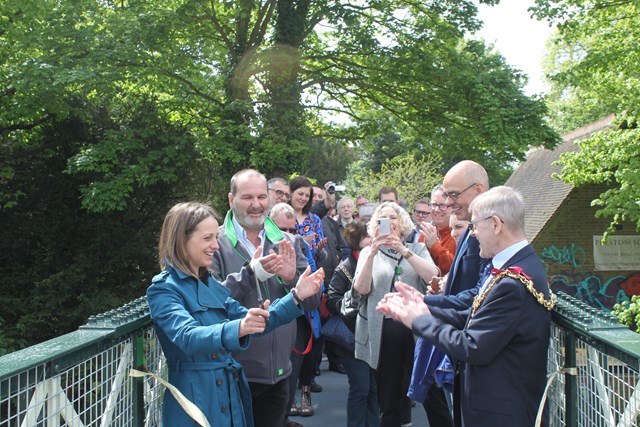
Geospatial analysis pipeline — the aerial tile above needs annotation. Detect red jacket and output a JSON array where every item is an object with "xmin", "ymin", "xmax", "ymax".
[{"xmin": 428, "ymin": 226, "xmax": 456, "ymax": 274}]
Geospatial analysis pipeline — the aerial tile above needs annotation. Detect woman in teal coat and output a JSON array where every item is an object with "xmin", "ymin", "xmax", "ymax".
[{"xmin": 147, "ymin": 202, "xmax": 324, "ymax": 427}]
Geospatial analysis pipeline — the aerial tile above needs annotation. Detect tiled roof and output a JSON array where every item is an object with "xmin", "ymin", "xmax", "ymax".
[{"xmin": 505, "ymin": 114, "xmax": 617, "ymax": 241}]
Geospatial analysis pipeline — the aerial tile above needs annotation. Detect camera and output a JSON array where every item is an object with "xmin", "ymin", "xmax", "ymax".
[{"xmin": 327, "ymin": 184, "xmax": 346, "ymax": 194}]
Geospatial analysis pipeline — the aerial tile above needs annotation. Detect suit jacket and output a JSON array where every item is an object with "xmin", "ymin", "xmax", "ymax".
[
  {"xmin": 445, "ymin": 228, "xmax": 482, "ymax": 296},
  {"xmin": 414, "ymin": 244, "xmax": 551, "ymax": 427}
]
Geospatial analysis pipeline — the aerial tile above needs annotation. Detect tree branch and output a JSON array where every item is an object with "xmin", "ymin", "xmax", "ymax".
[
  {"xmin": 249, "ymin": 0, "xmax": 276, "ymax": 49},
  {"xmin": 0, "ymin": 114, "xmax": 52, "ymax": 134},
  {"xmin": 159, "ymin": 70, "xmax": 224, "ymax": 105},
  {"xmin": 207, "ymin": 0, "xmax": 234, "ymax": 55}
]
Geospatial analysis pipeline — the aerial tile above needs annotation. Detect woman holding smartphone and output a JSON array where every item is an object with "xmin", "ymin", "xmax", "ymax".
[{"xmin": 353, "ymin": 201, "xmax": 439, "ymax": 427}]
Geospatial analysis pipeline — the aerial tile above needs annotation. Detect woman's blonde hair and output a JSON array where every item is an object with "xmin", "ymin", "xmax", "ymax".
[
  {"xmin": 368, "ymin": 201, "xmax": 414, "ymax": 239},
  {"xmin": 158, "ymin": 202, "xmax": 217, "ymax": 279}
]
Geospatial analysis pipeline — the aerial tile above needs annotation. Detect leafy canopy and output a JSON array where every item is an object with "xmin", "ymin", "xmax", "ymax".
[{"xmin": 533, "ymin": 0, "xmax": 640, "ymax": 236}]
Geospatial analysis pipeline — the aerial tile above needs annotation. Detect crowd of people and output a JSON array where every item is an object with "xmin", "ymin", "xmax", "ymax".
[{"xmin": 146, "ymin": 160, "xmax": 555, "ymax": 427}]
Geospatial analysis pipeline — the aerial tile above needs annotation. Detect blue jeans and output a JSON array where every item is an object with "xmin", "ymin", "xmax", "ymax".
[{"xmin": 341, "ymin": 356, "xmax": 380, "ymax": 427}]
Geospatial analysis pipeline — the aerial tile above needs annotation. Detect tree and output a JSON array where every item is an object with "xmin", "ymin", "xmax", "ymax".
[
  {"xmin": 343, "ymin": 153, "xmax": 443, "ymax": 206},
  {"xmin": 0, "ymin": 0, "xmax": 560, "ymax": 349},
  {"xmin": 0, "ymin": 102, "xmax": 206, "ymax": 352},
  {"xmin": 2, "ymin": 0, "xmax": 558, "ymax": 210},
  {"xmin": 303, "ymin": 137, "xmax": 357, "ymax": 186},
  {"xmin": 532, "ymin": 0, "xmax": 640, "ymax": 235}
]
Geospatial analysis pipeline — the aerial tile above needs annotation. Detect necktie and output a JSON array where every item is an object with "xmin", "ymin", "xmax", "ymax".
[{"xmin": 476, "ymin": 259, "xmax": 493, "ymax": 290}]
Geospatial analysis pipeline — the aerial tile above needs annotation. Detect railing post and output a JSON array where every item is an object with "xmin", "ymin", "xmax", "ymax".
[
  {"xmin": 564, "ymin": 329, "xmax": 577, "ymax": 427},
  {"xmin": 132, "ymin": 330, "xmax": 146, "ymax": 427}
]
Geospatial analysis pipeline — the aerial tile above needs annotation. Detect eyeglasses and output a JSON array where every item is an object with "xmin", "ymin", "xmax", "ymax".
[
  {"xmin": 269, "ymin": 188, "xmax": 291, "ymax": 201},
  {"xmin": 443, "ymin": 183, "xmax": 477, "ymax": 201},
  {"xmin": 278, "ymin": 226, "xmax": 297, "ymax": 234},
  {"xmin": 413, "ymin": 209, "xmax": 431, "ymax": 217},
  {"xmin": 429, "ymin": 203, "xmax": 450, "ymax": 211},
  {"xmin": 469, "ymin": 215, "xmax": 503, "ymax": 230},
  {"xmin": 339, "ymin": 204, "xmax": 354, "ymax": 210}
]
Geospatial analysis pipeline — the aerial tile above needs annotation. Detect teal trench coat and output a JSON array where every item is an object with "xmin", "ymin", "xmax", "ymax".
[{"xmin": 147, "ymin": 266, "xmax": 303, "ymax": 427}]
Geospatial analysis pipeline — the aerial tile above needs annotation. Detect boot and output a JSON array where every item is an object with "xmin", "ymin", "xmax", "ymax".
[
  {"xmin": 289, "ymin": 400, "xmax": 300, "ymax": 416},
  {"xmin": 299, "ymin": 385, "xmax": 314, "ymax": 416}
]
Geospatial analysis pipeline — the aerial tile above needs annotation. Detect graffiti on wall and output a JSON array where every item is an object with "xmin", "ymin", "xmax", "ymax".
[
  {"xmin": 542, "ymin": 243, "xmax": 640, "ymax": 312},
  {"xmin": 541, "ymin": 244, "xmax": 586, "ymax": 269}
]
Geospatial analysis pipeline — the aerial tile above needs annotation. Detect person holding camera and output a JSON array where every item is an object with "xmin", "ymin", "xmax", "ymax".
[
  {"xmin": 352, "ymin": 202, "xmax": 440, "ymax": 427},
  {"xmin": 310, "ymin": 181, "xmax": 344, "ymax": 218}
]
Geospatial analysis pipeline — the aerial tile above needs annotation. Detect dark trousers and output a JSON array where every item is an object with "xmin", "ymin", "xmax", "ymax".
[
  {"xmin": 301, "ymin": 334, "xmax": 323, "ymax": 385},
  {"xmin": 453, "ymin": 375, "xmax": 462, "ymax": 427},
  {"xmin": 325, "ymin": 339, "xmax": 342, "ymax": 368},
  {"xmin": 376, "ymin": 318, "xmax": 415, "ymax": 427},
  {"xmin": 423, "ymin": 383, "xmax": 454, "ymax": 427},
  {"xmin": 249, "ymin": 378, "xmax": 289, "ymax": 427},
  {"xmin": 341, "ymin": 355, "xmax": 381, "ymax": 427},
  {"xmin": 288, "ymin": 316, "xmax": 310, "ymax": 411}
]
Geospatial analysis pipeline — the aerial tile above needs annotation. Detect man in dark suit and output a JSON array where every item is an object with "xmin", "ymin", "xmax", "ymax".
[
  {"xmin": 441, "ymin": 160, "xmax": 490, "ymax": 296},
  {"xmin": 419, "ymin": 160, "xmax": 490, "ymax": 427},
  {"xmin": 377, "ymin": 186, "xmax": 554, "ymax": 427}
]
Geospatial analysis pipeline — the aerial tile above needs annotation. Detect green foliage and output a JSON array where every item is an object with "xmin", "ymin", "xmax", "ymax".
[
  {"xmin": 303, "ymin": 138, "xmax": 357, "ymax": 186},
  {"xmin": 0, "ymin": 0, "xmax": 560, "ymax": 350},
  {"xmin": 555, "ymin": 114, "xmax": 640, "ymax": 238},
  {"xmin": 0, "ymin": 106, "xmax": 205, "ymax": 353},
  {"xmin": 1, "ymin": 0, "xmax": 558, "ymax": 207},
  {"xmin": 613, "ymin": 295, "xmax": 640, "ymax": 333},
  {"xmin": 347, "ymin": 39, "xmax": 558, "ymax": 185},
  {"xmin": 344, "ymin": 153, "xmax": 443, "ymax": 206},
  {"xmin": 534, "ymin": 0, "xmax": 640, "ymax": 236}
]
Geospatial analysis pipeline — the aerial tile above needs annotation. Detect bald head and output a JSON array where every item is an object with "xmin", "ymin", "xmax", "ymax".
[
  {"xmin": 445, "ymin": 161, "xmax": 489, "ymax": 190},
  {"xmin": 443, "ymin": 160, "xmax": 489, "ymax": 221}
]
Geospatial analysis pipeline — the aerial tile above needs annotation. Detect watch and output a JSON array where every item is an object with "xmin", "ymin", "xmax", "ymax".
[{"xmin": 404, "ymin": 250, "xmax": 414, "ymax": 260}]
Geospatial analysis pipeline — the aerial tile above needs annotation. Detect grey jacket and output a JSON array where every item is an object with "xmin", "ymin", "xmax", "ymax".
[
  {"xmin": 212, "ymin": 211, "xmax": 318, "ymax": 384},
  {"xmin": 354, "ymin": 241, "xmax": 431, "ymax": 369}
]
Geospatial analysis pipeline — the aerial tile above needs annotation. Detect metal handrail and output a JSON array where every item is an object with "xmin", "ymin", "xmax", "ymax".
[{"xmin": 1, "ymin": 293, "xmax": 640, "ymax": 427}]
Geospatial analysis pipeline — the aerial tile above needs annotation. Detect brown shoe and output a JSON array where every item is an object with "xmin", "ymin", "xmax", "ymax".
[{"xmin": 299, "ymin": 386, "xmax": 314, "ymax": 416}]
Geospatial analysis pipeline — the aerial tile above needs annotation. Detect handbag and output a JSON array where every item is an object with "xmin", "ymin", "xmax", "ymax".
[
  {"xmin": 320, "ymin": 313, "xmax": 355, "ymax": 352},
  {"xmin": 336, "ymin": 264, "xmax": 360, "ymax": 319}
]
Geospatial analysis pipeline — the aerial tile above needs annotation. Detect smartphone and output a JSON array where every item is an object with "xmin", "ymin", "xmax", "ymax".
[
  {"xmin": 429, "ymin": 276, "xmax": 441, "ymax": 294},
  {"xmin": 378, "ymin": 217, "xmax": 391, "ymax": 235}
]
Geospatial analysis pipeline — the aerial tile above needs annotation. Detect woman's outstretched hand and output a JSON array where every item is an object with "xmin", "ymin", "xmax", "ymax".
[{"xmin": 239, "ymin": 300, "xmax": 271, "ymax": 337}]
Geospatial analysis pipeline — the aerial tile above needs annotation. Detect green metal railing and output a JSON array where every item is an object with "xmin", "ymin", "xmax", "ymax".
[
  {"xmin": 0, "ymin": 297, "xmax": 164, "ymax": 427},
  {"xmin": 1, "ymin": 293, "xmax": 640, "ymax": 426},
  {"xmin": 549, "ymin": 292, "xmax": 640, "ymax": 427}
]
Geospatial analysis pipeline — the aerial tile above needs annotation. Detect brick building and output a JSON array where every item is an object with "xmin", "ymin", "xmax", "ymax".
[{"xmin": 505, "ymin": 114, "xmax": 640, "ymax": 311}]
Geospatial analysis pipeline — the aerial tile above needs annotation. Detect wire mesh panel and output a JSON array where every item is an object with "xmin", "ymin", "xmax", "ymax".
[
  {"xmin": 141, "ymin": 326, "xmax": 165, "ymax": 427},
  {"xmin": 0, "ymin": 339, "xmax": 135, "ymax": 427},
  {"xmin": 548, "ymin": 323, "xmax": 567, "ymax": 427},
  {"xmin": 575, "ymin": 337, "xmax": 640, "ymax": 427},
  {"xmin": 4, "ymin": 294, "xmax": 640, "ymax": 427},
  {"xmin": 1, "ymin": 364, "xmax": 47, "ymax": 427}
]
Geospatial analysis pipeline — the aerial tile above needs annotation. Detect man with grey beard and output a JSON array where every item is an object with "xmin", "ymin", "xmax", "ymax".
[{"xmin": 213, "ymin": 169, "xmax": 320, "ymax": 427}]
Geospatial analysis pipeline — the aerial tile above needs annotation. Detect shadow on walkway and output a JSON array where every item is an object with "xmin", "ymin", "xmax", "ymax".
[{"xmin": 288, "ymin": 358, "xmax": 430, "ymax": 427}]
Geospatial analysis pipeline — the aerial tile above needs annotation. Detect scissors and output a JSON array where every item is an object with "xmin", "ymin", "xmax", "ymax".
[{"xmin": 249, "ymin": 262, "xmax": 269, "ymax": 328}]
